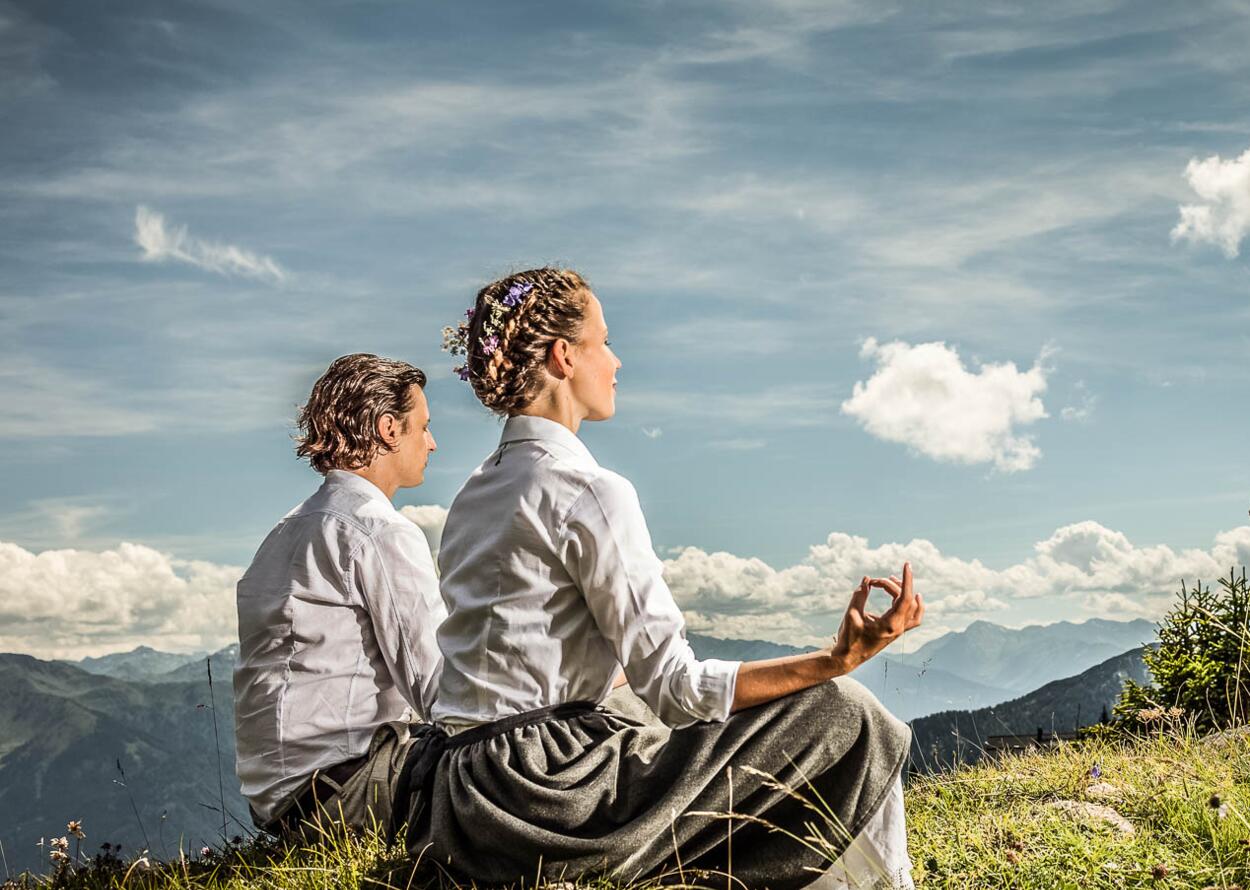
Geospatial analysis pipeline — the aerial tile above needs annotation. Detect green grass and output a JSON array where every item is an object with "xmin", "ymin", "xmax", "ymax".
[{"xmin": 9, "ymin": 724, "xmax": 1249, "ymax": 890}]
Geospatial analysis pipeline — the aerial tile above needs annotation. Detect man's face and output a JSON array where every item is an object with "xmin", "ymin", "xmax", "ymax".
[{"xmin": 394, "ymin": 385, "xmax": 436, "ymax": 487}]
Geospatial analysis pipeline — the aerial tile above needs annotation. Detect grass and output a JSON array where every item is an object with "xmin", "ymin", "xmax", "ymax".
[{"xmin": 7, "ymin": 722, "xmax": 1249, "ymax": 890}]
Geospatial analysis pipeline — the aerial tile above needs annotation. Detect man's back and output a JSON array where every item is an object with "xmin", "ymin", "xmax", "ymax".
[{"xmin": 234, "ymin": 470, "xmax": 444, "ymax": 824}]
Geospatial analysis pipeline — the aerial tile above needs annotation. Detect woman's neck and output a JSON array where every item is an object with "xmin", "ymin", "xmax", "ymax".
[{"xmin": 515, "ymin": 387, "xmax": 586, "ymax": 435}]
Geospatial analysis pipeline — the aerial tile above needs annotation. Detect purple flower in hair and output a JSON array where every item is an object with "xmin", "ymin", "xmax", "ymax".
[
  {"xmin": 503, "ymin": 281, "xmax": 533, "ymax": 307},
  {"xmin": 465, "ymin": 307, "xmax": 475, "ymax": 319},
  {"xmin": 481, "ymin": 335, "xmax": 500, "ymax": 355},
  {"xmin": 455, "ymin": 365, "xmax": 471, "ymax": 381}
]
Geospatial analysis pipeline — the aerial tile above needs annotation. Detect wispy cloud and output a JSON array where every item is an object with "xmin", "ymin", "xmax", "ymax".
[
  {"xmin": 841, "ymin": 338, "xmax": 1051, "ymax": 472},
  {"xmin": 1171, "ymin": 147, "xmax": 1250, "ymax": 258},
  {"xmin": 134, "ymin": 205, "xmax": 288, "ymax": 284}
]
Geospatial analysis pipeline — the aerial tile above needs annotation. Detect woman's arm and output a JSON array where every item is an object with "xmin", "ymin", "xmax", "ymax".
[{"xmin": 730, "ymin": 564, "xmax": 924, "ymax": 712}]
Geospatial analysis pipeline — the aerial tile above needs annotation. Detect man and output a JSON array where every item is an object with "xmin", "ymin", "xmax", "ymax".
[{"xmin": 233, "ymin": 353, "xmax": 446, "ymax": 836}]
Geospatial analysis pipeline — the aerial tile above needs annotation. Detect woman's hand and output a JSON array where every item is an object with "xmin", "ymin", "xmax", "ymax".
[{"xmin": 831, "ymin": 562, "xmax": 923, "ymax": 673}]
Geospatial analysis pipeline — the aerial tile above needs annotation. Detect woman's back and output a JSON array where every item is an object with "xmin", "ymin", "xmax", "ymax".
[{"xmin": 433, "ymin": 414, "xmax": 738, "ymax": 729}]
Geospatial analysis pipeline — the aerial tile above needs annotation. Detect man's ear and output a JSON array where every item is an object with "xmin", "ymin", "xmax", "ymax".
[{"xmin": 376, "ymin": 412, "xmax": 400, "ymax": 446}]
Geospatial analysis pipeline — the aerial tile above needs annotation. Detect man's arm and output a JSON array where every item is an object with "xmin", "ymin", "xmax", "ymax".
[{"xmin": 351, "ymin": 522, "xmax": 447, "ymax": 718}]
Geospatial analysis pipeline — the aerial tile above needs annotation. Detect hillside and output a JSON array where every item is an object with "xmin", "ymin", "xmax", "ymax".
[
  {"xmin": 17, "ymin": 724, "xmax": 1248, "ymax": 889},
  {"xmin": 0, "ymin": 655, "xmax": 246, "ymax": 877},
  {"xmin": 70, "ymin": 647, "xmax": 204, "ymax": 682},
  {"xmin": 908, "ymin": 646, "xmax": 1154, "ymax": 773}
]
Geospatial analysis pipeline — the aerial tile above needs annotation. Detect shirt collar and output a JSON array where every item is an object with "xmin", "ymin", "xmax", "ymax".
[
  {"xmin": 500, "ymin": 415, "xmax": 598, "ymax": 466},
  {"xmin": 323, "ymin": 469, "xmax": 392, "ymax": 504}
]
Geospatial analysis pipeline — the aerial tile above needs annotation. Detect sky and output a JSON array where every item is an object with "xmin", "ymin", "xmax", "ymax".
[{"xmin": 2, "ymin": 0, "xmax": 1250, "ymax": 659}]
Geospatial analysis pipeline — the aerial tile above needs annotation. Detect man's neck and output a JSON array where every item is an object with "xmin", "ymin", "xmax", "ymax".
[{"xmin": 344, "ymin": 467, "xmax": 397, "ymax": 501}]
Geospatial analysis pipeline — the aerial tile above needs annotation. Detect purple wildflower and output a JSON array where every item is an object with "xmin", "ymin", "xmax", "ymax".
[
  {"xmin": 482, "ymin": 335, "xmax": 500, "ymax": 355},
  {"xmin": 455, "ymin": 365, "xmax": 471, "ymax": 381},
  {"xmin": 503, "ymin": 281, "xmax": 533, "ymax": 307},
  {"xmin": 1089, "ymin": 762, "xmax": 1102, "ymax": 780},
  {"xmin": 465, "ymin": 307, "xmax": 475, "ymax": 319}
]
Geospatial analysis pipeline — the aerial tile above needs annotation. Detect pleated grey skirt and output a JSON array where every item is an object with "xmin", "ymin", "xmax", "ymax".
[{"xmin": 402, "ymin": 678, "xmax": 910, "ymax": 889}]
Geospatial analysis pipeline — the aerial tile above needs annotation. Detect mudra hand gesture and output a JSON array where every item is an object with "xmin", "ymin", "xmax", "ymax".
[{"xmin": 832, "ymin": 562, "xmax": 923, "ymax": 671}]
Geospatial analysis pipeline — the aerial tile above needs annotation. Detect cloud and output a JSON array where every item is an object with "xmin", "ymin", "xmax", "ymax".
[
  {"xmin": 841, "ymin": 338, "xmax": 1050, "ymax": 472},
  {"xmin": 134, "ymin": 205, "xmax": 288, "ymax": 284},
  {"xmin": 1171, "ymin": 148, "xmax": 1250, "ymax": 258},
  {"xmin": 661, "ymin": 521, "xmax": 1250, "ymax": 646},
  {"xmin": 0, "ymin": 540, "xmax": 240, "ymax": 659},
  {"xmin": 641, "ymin": 426, "xmax": 663, "ymax": 439},
  {"xmin": 1060, "ymin": 380, "xmax": 1097, "ymax": 422},
  {"xmin": 399, "ymin": 504, "xmax": 448, "ymax": 558}
]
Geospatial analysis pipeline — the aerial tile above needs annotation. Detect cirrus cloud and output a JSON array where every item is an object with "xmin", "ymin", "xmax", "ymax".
[
  {"xmin": 841, "ymin": 337, "xmax": 1050, "ymax": 472},
  {"xmin": 134, "ymin": 205, "xmax": 288, "ymax": 284}
]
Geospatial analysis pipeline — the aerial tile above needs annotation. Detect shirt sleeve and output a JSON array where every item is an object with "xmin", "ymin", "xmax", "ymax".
[
  {"xmin": 351, "ymin": 522, "xmax": 447, "ymax": 720},
  {"xmin": 559, "ymin": 471, "xmax": 740, "ymax": 728}
]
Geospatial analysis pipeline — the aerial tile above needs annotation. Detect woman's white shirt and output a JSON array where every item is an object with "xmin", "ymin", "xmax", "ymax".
[{"xmin": 433, "ymin": 415, "xmax": 740, "ymax": 730}]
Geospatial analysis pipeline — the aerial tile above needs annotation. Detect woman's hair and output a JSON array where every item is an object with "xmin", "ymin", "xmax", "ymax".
[
  {"xmin": 463, "ymin": 267, "xmax": 590, "ymax": 415},
  {"xmin": 295, "ymin": 353, "xmax": 427, "ymax": 474}
]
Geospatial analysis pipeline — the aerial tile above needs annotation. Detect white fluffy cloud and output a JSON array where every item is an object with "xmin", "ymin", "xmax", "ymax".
[
  {"xmin": 134, "ymin": 205, "xmax": 288, "ymax": 284},
  {"xmin": 0, "ymin": 541, "xmax": 240, "ymax": 659},
  {"xmin": 661, "ymin": 521, "xmax": 1250, "ymax": 646},
  {"xmin": 841, "ymin": 338, "xmax": 1050, "ymax": 472},
  {"xmin": 1171, "ymin": 148, "xmax": 1250, "ymax": 258},
  {"xmin": 6, "ymin": 518, "xmax": 1249, "ymax": 659},
  {"xmin": 399, "ymin": 504, "xmax": 448, "ymax": 558}
]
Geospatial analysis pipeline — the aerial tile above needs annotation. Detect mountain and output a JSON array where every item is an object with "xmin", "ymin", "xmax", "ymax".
[
  {"xmin": 686, "ymin": 633, "xmax": 1015, "ymax": 721},
  {"xmin": 0, "ymin": 654, "xmax": 245, "ymax": 877},
  {"xmin": 907, "ymin": 645, "xmax": 1154, "ymax": 774},
  {"xmin": 160, "ymin": 645, "xmax": 239, "ymax": 684},
  {"xmin": 70, "ymin": 646, "xmax": 204, "ymax": 682},
  {"xmin": 894, "ymin": 617, "xmax": 1156, "ymax": 695}
]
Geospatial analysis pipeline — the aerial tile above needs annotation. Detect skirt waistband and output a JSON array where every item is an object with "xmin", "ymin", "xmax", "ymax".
[{"xmin": 445, "ymin": 700, "xmax": 599, "ymax": 749}]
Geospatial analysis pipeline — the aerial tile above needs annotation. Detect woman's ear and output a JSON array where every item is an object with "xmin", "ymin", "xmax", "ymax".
[{"xmin": 547, "ymin": 338, "xmax": 575, "ymax": 380}]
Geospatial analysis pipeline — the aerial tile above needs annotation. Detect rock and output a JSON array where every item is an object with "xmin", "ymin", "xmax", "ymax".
[
  {"xmin": 1085, "ymin": 781, "xmax": 1122, "ymax": 800},
  {"xmin": 1046, "ymin": 800, "xmax": 1135, "ymax": 835},
  {"xmin": 1202, "ymin": 726, "xmax": 1250, "ymax": 748}
]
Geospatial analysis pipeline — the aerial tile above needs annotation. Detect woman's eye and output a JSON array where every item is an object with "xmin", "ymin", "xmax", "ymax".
[{"xmin": 605, "ymin": 340, "xmax": 612, "ymax": 346}]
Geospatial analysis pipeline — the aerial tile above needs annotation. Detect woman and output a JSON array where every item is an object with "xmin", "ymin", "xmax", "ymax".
[{"xmin": 404, "ymin": 268, "xmax": 923, "ymax": 888}]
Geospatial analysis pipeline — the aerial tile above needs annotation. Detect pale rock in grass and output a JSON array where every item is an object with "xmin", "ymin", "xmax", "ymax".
[
  {"xmin": 1046, "ymin": 800, "xmax": 1135, "ymax": 835},
  {"xmin": 1084, "ymin": 782, "xmax": 1123, "ymax": 801}
]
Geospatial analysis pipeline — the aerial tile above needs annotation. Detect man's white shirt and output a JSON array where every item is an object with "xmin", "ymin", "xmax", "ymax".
[
  {"xmin": 233, "ymin": 470, "xmax": 445, "ymax": 823},
  {"xmin": 433, "ymin": 415, "xmax": 740, "ymax": 731}
]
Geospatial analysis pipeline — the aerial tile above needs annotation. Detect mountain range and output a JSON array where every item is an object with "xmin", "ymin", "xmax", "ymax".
[{"xmin": 0, "ymin": 618, "xmax": 1157, "ymax": 876}]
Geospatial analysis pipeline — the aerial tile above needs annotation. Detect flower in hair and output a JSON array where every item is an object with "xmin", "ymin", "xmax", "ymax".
[
  {"xmin": 503, "ymin": 281, "xmax": 533, "ymax": 307},
  {"xmin": 465, "ymin": 308, "xmax": 475, "ymax": 319},
  {"xmin": 481, "ymin": 334, "xmax": 500, "ymax": 356},
  {"xmin": 454, "ymin": 365, "xmax": 471, "ymax": 381}
]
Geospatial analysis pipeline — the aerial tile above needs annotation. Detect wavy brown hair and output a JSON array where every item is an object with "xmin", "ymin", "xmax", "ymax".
[
  {"xmin": 463, "ymin": 267, "xmax": 590, "ymax": 415},
  {"xmin": 295, "ymin": 353, "xmax": 427, "ymax": 474}
]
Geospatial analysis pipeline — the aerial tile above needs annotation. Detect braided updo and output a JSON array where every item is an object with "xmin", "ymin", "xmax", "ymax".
[{"xmin": 462, "ymin": 267, "xmax": 590, "ymax": 416}]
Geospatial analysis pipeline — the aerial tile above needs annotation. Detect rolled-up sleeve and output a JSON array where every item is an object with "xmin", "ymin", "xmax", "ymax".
[
  {"xmin": 560, "ymin": 472, "xmax": 739, "ymax": 728},
  {"xmin": 351, "ymin": 523, "xmax": 447, "ymax": 720}
]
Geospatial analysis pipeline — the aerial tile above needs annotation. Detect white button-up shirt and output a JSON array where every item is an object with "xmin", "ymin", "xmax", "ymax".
[
  {"xmin": 433, "ymin": 415, "xmax": 740, "ymax": 730},
  {"xmin": 233, "ymin": 470, "xmax": 446, "ymax": 822}
]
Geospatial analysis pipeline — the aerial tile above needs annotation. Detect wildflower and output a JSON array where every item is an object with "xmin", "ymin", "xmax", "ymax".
[
  {"xmin": 455, "ymin": 365, "xmax": 470, "ymax": 381},
  {"xmin": 465, "ymin": 308, "xmax": 475, "ymax": 319},
  {"xmin": 1152, "ymin": 863, "xmax": 1169, "ymax": 879},
  {"xmin": 1089, "ymin": 762, "xmax": 1102, "ymax": 780},
  {"xmin": 200, "ymin": 846, "xmax": 211, "ymax": 857},
  {"xmin": 1166, "ymin": 706, "xmax": 1184, "ymax": 719},
  {"xmin": 503, "ymin": 282, "xmax": 533, "ymax": 307},
  {"xmin": 49, "ymin": 850, "xmax": 70, "ymax": 866},
  {"xmin": 1136, "ymin": 707, "xmax": 1164, "ymax": 723},
  {"xmin": 481, "ymin": 334, "xmax": 500, "ymax": 356},
  {"xmin": 50, "ymin": 837, "xmax": 69, "ymax": 852},
  {"xmin": 67, "ymin": 820, "xmax": 84, "ymax": 839}
]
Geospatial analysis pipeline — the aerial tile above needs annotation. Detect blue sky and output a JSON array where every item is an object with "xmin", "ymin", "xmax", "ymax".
[{"xmin": 2, "ymin": 0, "xmax": 1249, "ymax": 657}]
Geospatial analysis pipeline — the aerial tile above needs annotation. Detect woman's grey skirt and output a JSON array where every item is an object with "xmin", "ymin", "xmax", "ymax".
[{"xmin": 401, "ymin": 678, "xmax": 910, "ymax": 889}]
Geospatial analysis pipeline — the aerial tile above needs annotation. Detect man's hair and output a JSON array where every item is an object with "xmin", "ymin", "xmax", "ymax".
[{"xmin": 295, "ymin": 353, "xmax": 427, "ymax": 474}]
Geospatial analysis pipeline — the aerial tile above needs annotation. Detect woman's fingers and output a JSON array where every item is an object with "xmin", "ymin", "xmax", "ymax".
[
  {"xmin": 869, "ymin": 577, "xmax": 902, "ymax": 598},
  {"xmin": 847, "ymin": 576, "xmax": 871, "ymax": 614}
]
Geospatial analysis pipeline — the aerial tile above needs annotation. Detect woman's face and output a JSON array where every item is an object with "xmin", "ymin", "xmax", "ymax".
[{"xmin": 570, "ymin": 292, "xmax": 621, "ymax": 422}]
